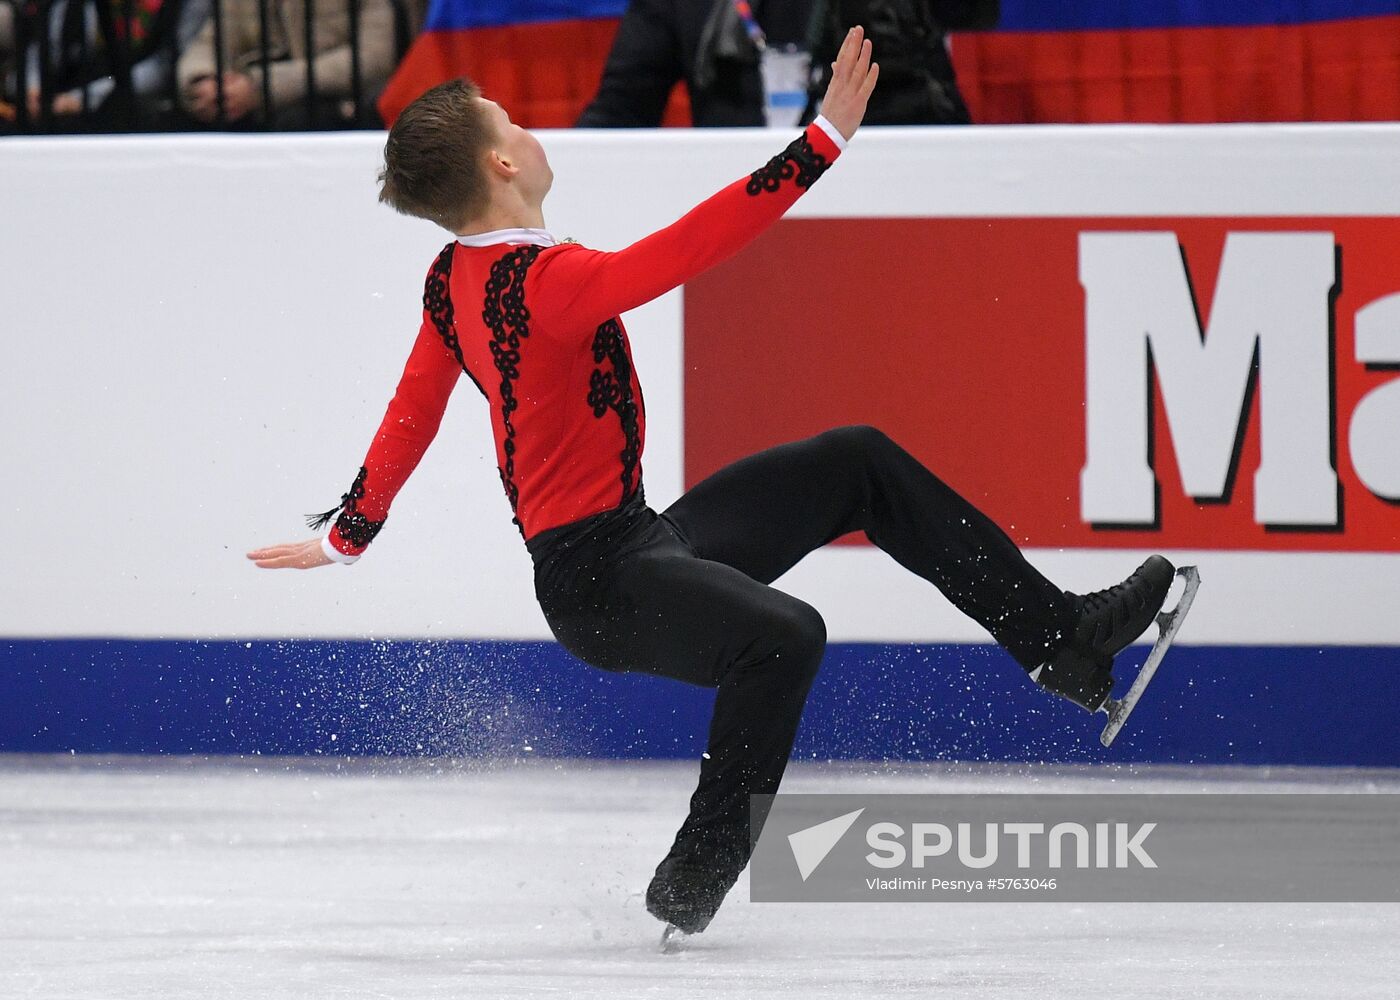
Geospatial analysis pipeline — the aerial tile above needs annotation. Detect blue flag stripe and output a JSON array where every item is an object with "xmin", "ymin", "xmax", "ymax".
[
  {"xmin": 425, "ymin": 0, "xmax": 1400, "ymax": 34},
  {"xmin": 996, "ymin": 0, "xmax": 1400, "ymax": 32},
  {"xmin": 426, "ymin": 0, "xmax": 626, "ymax": 33}
]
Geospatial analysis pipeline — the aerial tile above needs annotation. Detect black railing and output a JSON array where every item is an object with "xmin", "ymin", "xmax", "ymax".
[{"xmin": 2, "ymin": 0, "xmax": 412, "ymax": 134}]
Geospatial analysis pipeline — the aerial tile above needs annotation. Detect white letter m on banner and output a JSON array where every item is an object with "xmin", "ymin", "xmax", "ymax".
[{"xmin": 1078, "ymin": 231, "xmax": 1338, "ymax": 528}]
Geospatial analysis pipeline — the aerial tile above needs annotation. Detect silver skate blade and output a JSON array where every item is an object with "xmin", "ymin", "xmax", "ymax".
[
  {"xmin": 1099, "ymin": 565, "xmax": 1201, "ymax": 748},
  {"xmin": 659, "ymin": 923, "xmax": 690, "ymax": 954}
]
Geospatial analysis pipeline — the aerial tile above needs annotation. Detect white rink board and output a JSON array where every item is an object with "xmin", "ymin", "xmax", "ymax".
[{"xmin": 3, "ymin": 126, "xmax": 1400, "ymax": 643}]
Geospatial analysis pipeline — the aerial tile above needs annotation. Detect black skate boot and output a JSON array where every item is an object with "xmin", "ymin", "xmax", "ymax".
[
  {"xmin": 1033, "ymin": 555, "xmax": 1176, "ymax": 712},
  {"xmin": 645, "ymin": 855, "xmax": 733, "ymax": 938}
]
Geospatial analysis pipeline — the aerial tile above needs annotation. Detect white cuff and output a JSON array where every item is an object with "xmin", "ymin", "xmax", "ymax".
[
  {"xmin": 812, "ymin": 115, "xmax": 848, "ymax": 152},
  {"xmin": 321, "ymin": 535, "xmax": 360, "ymax": 565}
]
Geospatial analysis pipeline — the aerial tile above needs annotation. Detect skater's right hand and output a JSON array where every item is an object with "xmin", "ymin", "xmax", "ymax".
[
  {"xmin": 246, "ymin": 538, "xmax": 334, "ymax": 570},
  {"xmin": 819, "ymin": 26, "xmax": 880, "ymax": 141}
]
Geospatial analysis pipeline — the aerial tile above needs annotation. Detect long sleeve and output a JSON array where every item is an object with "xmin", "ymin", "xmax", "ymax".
[
  {"xmin": 575, "ymin": 0, "xmax": 681, "ymax": 127},
  {"xmin": 527, "ymin": 117, "xmax": 846, "ymax": 336},
  {"xmin": 256, "ymin": 0, "xmax": 397, "ymax": 109},
  {"xmin": 132, "ymin": 0, "xmax": 212, "ymax": 97},
  {"xmin": 320, "ymin": 315, "xmax": 462, "ymax": 563},
  {"xmin": 77, "ymin": 0, "xmax": 212, "ymax": 106},
  {"xmin": 176, "ymin": 12, "xmax": 217, "ymax": 91}
]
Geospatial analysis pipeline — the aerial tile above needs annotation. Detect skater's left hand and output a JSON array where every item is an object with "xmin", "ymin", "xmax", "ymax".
[
  {"xmin": 819, "ymin": 25, "xmax": 880, "ymax": 141},
  {"xmin": 246, "ymin": 539, "xmax": 333, "ymax": 569}
]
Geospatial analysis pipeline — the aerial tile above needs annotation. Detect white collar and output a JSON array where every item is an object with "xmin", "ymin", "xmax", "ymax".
[{"xmin": 456, "ymin": 227, "xmax": 558, "ymax": 248}]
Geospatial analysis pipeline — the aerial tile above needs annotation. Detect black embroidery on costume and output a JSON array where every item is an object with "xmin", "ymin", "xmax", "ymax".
[
  {"xmin": 482, "ymin": 245, "xmax": 544, "ymax": 531},
  {"xmin": 746, "ymin": 134, "xmax": 831, "ymax": 196},
  {"xmin": 306, "ymin": 466, "xmax": 386, "ymax": 548},
  {"xmin": 334, "ymin": 508, "xmax": 387, "ymax": 549},
  {"xmin": 587, "ymin": 318, "xmax": 641, "ymax": 502},
  {"xmin": 424, "ymin": 243, "xmax": 488, "ymax": 399}
]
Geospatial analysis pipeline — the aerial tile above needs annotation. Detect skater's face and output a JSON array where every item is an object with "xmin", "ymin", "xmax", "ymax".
[{"xmin": 483, "ymin": 99, "xmax": 554, "ymax": 205}]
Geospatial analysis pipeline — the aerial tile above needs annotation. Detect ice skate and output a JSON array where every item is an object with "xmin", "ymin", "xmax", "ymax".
[
  {"xmin": 1032, "ymin": 555, "xmax": 1178, "ymax": 713},
  {"xmin": 1098, "ymin": 564, "xmax": 1200, "ymax": 746},
  {"xmin": 646, "ymin": 856, "xmax": 729, "ymax": 944},
  {"xmin": 658, "ymin": 923, "xmax": 691, "ymax": 953}
]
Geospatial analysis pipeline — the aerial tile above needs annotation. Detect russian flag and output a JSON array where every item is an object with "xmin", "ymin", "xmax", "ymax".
[
  {"xmin": 378, "ymin": 1, "xmax": 689, "ymax": 127},
  {"xmin": 966, "ymin": 0, "xmax": 1400, "ymax": 122},
  {"xmin": 381, "ymin": 0, "xmax": 1400, "ymax": 126}
]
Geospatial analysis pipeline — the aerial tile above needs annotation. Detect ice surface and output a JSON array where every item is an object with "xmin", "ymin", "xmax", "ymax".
[{"xmin": 2, "ymin": 757, "xmax": 1397, "ymax": 999}]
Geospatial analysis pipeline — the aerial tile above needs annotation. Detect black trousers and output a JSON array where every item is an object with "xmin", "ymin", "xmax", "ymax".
[{"xmin": 527, "ymin": 426, "xmax": 1076, "ymax": 889}]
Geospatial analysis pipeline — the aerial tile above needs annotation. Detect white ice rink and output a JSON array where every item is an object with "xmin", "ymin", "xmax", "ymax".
[{"xmin": 3, "ymin": 757, "xmax": 1397, "ymax": 999}]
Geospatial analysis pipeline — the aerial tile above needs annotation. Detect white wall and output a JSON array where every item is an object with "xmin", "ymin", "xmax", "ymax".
[{"xmin": 4, "ymin": 125, "xmax": 1400, "ymax": 643}]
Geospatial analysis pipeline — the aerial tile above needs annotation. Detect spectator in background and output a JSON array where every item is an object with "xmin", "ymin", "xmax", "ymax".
[
  {"xmin": 578, "ymin": 0, "xmax": 997, "ymax": 128},
  {"xmin": 5, "ymin": 0, "xmax": 211, "ymax": 130},
  {"xmin": 0, "ymin": 5, "xmax": 14, "ymax": 124},
  {"xmin": 177, "ymin": 0, "xmax": 396, "ymax": 129}
]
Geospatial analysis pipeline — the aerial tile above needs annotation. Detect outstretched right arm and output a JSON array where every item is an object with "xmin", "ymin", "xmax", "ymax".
[{"xmin": 531, "ymin": 27, "xmax": 879, "ymax": 334}]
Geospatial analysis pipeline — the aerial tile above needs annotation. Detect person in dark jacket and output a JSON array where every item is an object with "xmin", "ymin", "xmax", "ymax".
[{"xmin": 578, "ymin": 0, "xmax": 997, "ymax": 128}]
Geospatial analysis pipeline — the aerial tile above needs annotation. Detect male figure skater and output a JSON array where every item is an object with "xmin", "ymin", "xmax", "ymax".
[{"xmin": 248, "ymin": 28, "xmax": 1176, "ymax": 937}]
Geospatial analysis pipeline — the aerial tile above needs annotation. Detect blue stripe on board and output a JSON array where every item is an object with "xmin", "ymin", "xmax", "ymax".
[
  {"xmin": 995, "ymin": 0, "xmax": 1400, "ymax": 32},
  {"xmin": 425, "ymin": 0, "xmax": 627, "ymax": 33},
  {"xmin": 2, "ymin": 640, "xmax": 1395, "ymax": 766},
  {"xmin": 420, "ymin": 0, "xmax": 1400, "ymax": 35}
]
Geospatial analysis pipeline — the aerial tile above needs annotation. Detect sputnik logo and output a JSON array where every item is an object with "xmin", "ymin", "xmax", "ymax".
[{"xmin": 787, "ymin": 808, "xmax": 865, "ymax": 881}]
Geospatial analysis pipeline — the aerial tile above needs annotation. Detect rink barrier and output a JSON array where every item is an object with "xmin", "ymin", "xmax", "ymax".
[
  {"xmin": 2, "ymin": 639, "xmax": 1392, "ymax": 766},
  {"xmin": 7, "ymin": 129, "xmax": 1400, "ymax": 648},
  {"xmin": 6, "ymin": 128, "xmax": 1400, "ymax": 766}
]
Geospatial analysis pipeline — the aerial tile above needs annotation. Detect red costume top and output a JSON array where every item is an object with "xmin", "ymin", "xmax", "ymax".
[{"xmin": 316, "ymin": 118, "xmax": 846, "ymax": 563}]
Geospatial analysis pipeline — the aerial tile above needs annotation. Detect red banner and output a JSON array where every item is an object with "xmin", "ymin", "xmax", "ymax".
[{"xmin": 684, "ymin": 217, "xmax": 1400, "ymax": 551}]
